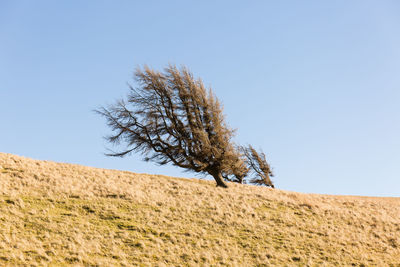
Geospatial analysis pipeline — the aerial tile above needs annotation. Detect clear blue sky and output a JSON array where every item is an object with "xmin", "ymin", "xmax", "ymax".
[{"xmin": 1, "ymin": 1, "xmax": 399, "ymax": 196}]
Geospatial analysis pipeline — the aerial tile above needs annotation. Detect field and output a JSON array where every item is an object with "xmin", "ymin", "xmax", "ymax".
[{"xmin": 0, "ymin": 152, "xmax": 399, "ymax": 266}]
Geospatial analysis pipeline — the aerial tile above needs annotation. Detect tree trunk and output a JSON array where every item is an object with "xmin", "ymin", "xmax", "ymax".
[{"xmin": 212, "ymin": 172, "xmax": 228, "ymax": 188}]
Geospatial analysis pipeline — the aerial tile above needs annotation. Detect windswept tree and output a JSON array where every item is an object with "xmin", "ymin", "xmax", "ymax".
[
  {"xmin": 242, "ymin": 145, "xmax": 274, "ymax": 188},
  {"xmin": 96, "ymin": 65, "xmax": 248, "ymax": 188}
]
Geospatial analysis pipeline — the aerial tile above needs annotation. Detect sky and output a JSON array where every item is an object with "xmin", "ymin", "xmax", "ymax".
[{"xmin": 1, "ymin": 1, "xmax": 399, "ymax": 197}]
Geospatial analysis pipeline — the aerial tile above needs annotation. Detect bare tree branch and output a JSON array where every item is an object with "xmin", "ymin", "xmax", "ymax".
[{"xmin": 242, "ymin": 145, "xmax": 274, "ymax": 188}]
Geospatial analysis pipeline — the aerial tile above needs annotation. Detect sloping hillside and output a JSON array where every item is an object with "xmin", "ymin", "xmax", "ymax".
[{"xmin": 0, "ymin": 153, "xmax": 399, "ymax": 266}]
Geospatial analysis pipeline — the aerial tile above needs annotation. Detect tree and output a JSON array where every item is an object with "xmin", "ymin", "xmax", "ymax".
[
  {"xmin": 242, "ymin": 145, "xmax": 274, "ymax": 188},
  {"xmin": 96, "ymin": 65, "xmax": 248, "ymax": 188},
  {"xmin": 96, "ymin": 65, "xmax": 275, "ymax": 188}
]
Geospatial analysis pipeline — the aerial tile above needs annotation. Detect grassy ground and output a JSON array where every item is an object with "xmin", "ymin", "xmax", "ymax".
[{"xmin": 0, "ymin": 153, "xmax": 399, "ymax": 266}]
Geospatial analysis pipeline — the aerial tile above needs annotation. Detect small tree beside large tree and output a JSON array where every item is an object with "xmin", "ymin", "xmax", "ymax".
[{"xmin": 96, "ymin": 65, "xmax": 274, "ymax": 188}]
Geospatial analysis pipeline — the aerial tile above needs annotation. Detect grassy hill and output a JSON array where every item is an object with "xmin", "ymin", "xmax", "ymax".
[{"xmin": 0, "ymin": 153, "xmax": 399, "ymax": 266}]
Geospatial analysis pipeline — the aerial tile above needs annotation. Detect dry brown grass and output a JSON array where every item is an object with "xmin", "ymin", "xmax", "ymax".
[{"xmin": 0, "ymin": 152, "xmax": 399, "ymax": 266}]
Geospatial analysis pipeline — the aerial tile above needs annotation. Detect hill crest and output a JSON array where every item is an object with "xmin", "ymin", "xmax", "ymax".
[{"xmin": 0, "ymin": 152, "xmax": 399, "ymax": 265}]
